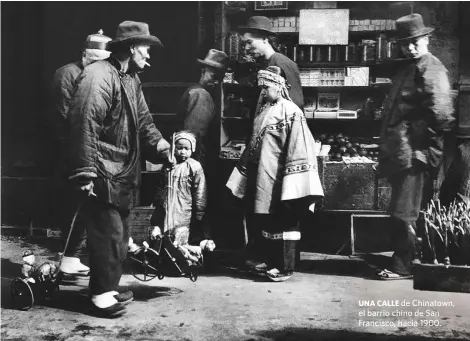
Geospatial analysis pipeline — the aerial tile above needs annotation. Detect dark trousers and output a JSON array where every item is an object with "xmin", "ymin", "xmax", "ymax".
[
  {"xmin": 81, "ymin": 198, "xmax": 130, "ymax": 295},
  {"xmin": 388, "ymin": 169, "xmax": 426, "ymax": 275},
  {"xmin": 253, "ymin": 205, "xmax": 300, "ymax": 273},
  {"xmin": 52, "ymin": 179, "xmax": 87, "ymax": 258}
]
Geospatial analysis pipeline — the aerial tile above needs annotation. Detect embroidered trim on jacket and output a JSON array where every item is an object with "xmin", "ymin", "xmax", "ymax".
[{"xmin": 262, "ymin": 231, "xmax": 301, "ymax": 241}]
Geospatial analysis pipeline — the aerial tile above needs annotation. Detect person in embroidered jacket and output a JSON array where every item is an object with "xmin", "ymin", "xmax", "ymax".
[
  {"xmin": 238, "ymin": 16, "xmax": 304, "ymax": 110},
  {"xmin": 50, "ymin": 30, "xmax": 112, "ymax": 276},
  {"xmin": 150, "ymin": 131, "xmax": 208, "ymax": 249},
  {"xmin": 226, "ymin": 66, "xmax": 323, "ymax": 282},
  {"xmin": 377, "ymin": 14, "xmax": 455, "ymax": 280},
  {"xmin": 67, "ymin": 21, "xmax": 172, "ymax": 317}
]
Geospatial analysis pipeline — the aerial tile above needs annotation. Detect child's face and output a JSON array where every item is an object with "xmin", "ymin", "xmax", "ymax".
[{"xmin": 175, "ymin": 139, "xmax": 192, "ymax": 162}]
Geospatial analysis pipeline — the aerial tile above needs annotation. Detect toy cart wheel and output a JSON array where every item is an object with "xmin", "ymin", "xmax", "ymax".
[
  {"xmin": 129, "ymin": 252, "xmax": 159, "ymax": 282},
  {"xmin": 189, "ymin": 265, "xmax": 198, "ymax": 282},
  {"xmin": 10, "ymin": 278, "xmax": 34, "ymax": 311}
]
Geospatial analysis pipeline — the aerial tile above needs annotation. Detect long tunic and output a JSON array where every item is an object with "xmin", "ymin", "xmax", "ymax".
[
  {"xmin": 151, "ymin": 158, "xmax": 207, "ymax": 244},
  {"xmin": 226, "ymin": 98, "xmax": 323, "ymax": 214}
]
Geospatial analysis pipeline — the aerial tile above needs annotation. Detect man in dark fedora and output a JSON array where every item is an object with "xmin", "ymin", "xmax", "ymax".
[
  {"xmin": 177, "ymin": 49, "xmax": 228, "ymax": 247},
  {"xmin": 67, "ymin": 21, "xmax": 173, "ymax": 317},
  {"xmin": 377, "ymin": 13, "xmax": 454, "ymax": 280},
  {"xmin": 50, "ymin": 29, "xmax": 112, "ymax": 277},
  {"xmin": 238, "ymin": 16, "xmax": 304, "ymax": 110}
]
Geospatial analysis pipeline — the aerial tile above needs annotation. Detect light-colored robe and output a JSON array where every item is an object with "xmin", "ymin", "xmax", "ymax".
[{"xmin": 226, "ymin": 98, "xmax": 324, "ymax": 214}]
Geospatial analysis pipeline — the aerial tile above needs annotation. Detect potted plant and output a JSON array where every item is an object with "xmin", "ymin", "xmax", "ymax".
[{"xmin": 413, "ymin": 199, "xmax": 470, "ymax": 293}]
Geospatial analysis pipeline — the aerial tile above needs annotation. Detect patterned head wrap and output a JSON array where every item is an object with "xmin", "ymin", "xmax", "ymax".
[
  {"xmin": 174, "ymin": 131, "xmax": 197, "ymax": 153},
  {"xmin": 257, "ymin": 67, "xmax": 292, "ymax": 102}
]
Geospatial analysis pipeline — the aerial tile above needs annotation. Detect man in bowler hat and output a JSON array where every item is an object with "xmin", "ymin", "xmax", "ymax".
[
  {"xmin": 67, "ymin": 21, "xmax": 173, "ymax": 317},
  {"xmin": 178, "ymin": 49, "xmax": 228, "ymax": 245},
  {"xmin": 377, "ymin": 14, "xmax": 455, "ymax": 279},
  {"xmin": 238, "ymin": 16, "xmax": 304, "ymax": 110},
  {"xmin": 50, "ymin": 30, "xmax": 112, "ymax": 277}
]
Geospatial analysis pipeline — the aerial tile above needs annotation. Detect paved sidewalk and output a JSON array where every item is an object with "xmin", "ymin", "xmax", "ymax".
[{"xmin": 1, "ymin": 235, "xmax": 470, "ymax": 341}]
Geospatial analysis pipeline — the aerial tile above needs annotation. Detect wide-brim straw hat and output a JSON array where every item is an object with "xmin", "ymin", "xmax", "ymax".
[
  {"xmin": 238, "ymin": 16, "xmax": 276, "ymax": 36},
  {"xmin": 396, "ymin": 14, "xmax": 434, "ymax": 41},
  {"xmin": 108, "ymin": 21, "xmax": 163, "ymax": 48},
  {"xmin": 197, "ymin": 49, "xmax": 228, "ymax": 71}
]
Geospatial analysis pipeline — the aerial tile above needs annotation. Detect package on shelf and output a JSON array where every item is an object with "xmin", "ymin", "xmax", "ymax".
[
  {"xmin": 300, "ymin": 68, "xmax": 346, "ymax": 87},
  {"xmin": 344, "ymin": 67, "xmax": 369, "ymax": 86},
  {"xmin": 313, "ymin": 1, "xmax": 337, "ymax": 9},
  {"xmin": 349, "ymin": 19, "xmax": 396, "ymax": 32},
  {"xmin": 314, "ymin": 110, "xmax": 338, "ymax": 119},
  {"xmin": 317, "ymin": 92, "xmax": 340, "ymax": 111},
  {"xmin": 271, "ymin": 16, "xmax": 298, "ymax": 32}
]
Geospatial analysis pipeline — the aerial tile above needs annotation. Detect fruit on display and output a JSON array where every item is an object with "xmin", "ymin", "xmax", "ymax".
[{"xmin": 316, "ymin": 133, "xmax": 380, "ymax": 161}]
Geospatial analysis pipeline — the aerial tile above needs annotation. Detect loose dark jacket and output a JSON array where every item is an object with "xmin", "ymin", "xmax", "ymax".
[
  {"xmin": 178, "ymin": 84, "xmax": 217, "ymax": 171},
  {"xmin": 67, "ymin": 57, "xmax": 170, "ymax": 210},
  {"xmin": 267, "ymin": 53, "xmax": 304, "ymax": 110},
  {"xmin": 51, "ymin": 61, "xmax": 83, "ymax": 147},
  {"xmin": 379, "ymin": 53, "xmax": 455, "ymax": 177}
]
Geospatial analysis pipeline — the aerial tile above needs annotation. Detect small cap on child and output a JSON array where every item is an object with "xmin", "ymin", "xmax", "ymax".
[{"xmin": 175, "ymin": 131, "xmax": 196, "ymax": 153}]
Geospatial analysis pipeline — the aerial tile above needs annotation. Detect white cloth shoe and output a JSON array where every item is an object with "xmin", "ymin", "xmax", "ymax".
[
  {"xmin": 59, "ymin": 256, "xmax": 90, "ymax": 274},
  {"xmin": 91, "ymin": 291, "xmax": 118, "ymax": 309}
]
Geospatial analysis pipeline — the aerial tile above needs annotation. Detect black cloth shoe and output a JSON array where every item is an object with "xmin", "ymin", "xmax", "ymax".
[
  {"xmin": 89, "ymin": 302, "xmax": 127, "ymax": 318},
  {"xmin": 114, "ymin": 291, "xmax": 133, "ymax": 305}
]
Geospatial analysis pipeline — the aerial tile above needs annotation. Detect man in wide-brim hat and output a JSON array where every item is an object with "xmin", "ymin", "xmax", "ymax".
[
  {"xmin": 376, "ymin": 13, "xmax": 455, "ymax": 280},
  {"xmin": 177, "ymin": 49, "xmax": 228, "ymax": 246},
  {"xmin": 67, "ymin": 20, "xmax": 173, "ymax": 318},
  {"xmin": 237, "ymin": 16, "xmax": 304, "ymax": 111}
]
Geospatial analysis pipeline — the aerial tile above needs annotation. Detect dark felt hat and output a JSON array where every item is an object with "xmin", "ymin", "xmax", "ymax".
[
  {"xmin": 396, "ymin": 14, "xmax": 434, "ymax": 41},
  {"xmin": 238, "ymin": 16, "xmax": 276, "ymax": 36},
  {"xmin": 108, "ymin": 21, "xmax": 163, "ymax": 47},
  {"xmin": 197, "ymin": 49, "xmax": 228, "ymax": 71}
]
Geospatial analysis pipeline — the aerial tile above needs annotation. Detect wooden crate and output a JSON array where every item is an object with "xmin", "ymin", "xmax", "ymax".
[
  {"xmin": 413, "ymin": 263, "xmax": 470, "ymax": 293},
  {"xmin": 317, "ymin": 159, "xmax": 391, "ymax": 211},
  {"xmin": 128, "ymin": 206, "xmax": 154, "ymax": 243}
]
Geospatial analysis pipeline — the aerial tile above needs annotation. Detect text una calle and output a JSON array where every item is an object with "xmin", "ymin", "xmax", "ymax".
[{"xmin": 358, "ymin": 300, "xmax": 400, "ymax": 307}]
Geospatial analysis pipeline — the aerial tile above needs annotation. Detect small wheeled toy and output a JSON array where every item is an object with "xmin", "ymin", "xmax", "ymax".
[
  {"xmin": 127, "ymin": 227, "xmax": 215, "ymax": 283},
  {"xmin": 10, "ymin": 250, "xmax": 64, "ymax": 311},
  {"xmin": 10, "ymin": 195, "xmax": 91, "ymax": 311}
]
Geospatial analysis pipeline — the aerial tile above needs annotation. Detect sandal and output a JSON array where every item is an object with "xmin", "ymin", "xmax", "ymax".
[
  {"xmin": 266, "ymin": 268, "xmax": 292, "ymax": 282},
  {"xmin": 376, "ymin": 269, "xmax": 413, "ymax": 281}
]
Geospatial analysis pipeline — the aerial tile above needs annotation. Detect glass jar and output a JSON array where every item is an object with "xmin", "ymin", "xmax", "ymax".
[{"xmin": 345, "ymin": 42, "xmax": 357, "ymax": 62}]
